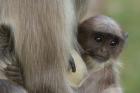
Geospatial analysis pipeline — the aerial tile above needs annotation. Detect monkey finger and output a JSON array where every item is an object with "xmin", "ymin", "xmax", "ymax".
[
  {"xmin": 9, "ymin": 77, "xmax": 24, "ymax": 85},
  {"xmin": 15, "ymin": 81, "xmax": 24, "ymax": 86},
  {"xmin": 5, "ymin": 71, "xmax": 21, "ymax": 76},
  {"xmin": 9, "ymin": 76, "xmax": 23, "ymax": 81},
  {"xmin": 7, "ymin": 75, "xmax": 23, "ymax": 81},
  {"xmin": 5, "ymin": 65, "xmax": 20, "ymax": 72},
  {"xmin": 11, "ymin": 62, "xmax": 19, "ymax": 66}
]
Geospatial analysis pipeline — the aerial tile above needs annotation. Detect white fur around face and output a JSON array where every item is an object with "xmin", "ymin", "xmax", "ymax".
[
  {"xmin": 66, "ymin": 50, "xmax": 122, "ymax": 89},
  {"xmin": 85, "ymin": 56, "xmax": 111, "ymax": 72},
  {"xmin": 102, "ymin": 87, "xmax": 123, "ymax": 93}
]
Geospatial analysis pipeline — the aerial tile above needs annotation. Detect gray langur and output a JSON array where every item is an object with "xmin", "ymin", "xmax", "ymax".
[
  {"xmin": 0, "ymin": 0, "xmax": 95, "ymax": 93},
  {"xmin": 69, "ymin": 15, "xmax": 128, "ymax": 93}
]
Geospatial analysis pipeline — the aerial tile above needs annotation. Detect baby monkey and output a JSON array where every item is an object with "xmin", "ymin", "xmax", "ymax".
[
  {"xmin": 69, "ymin": 15, "xmax": 127, "ymax": 93},
  {"xmin": 78, "ymin": 15, "xmax": 127, "ymax": 71}
]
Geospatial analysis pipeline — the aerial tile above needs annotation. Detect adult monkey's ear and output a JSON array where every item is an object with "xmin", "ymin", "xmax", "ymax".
[{"xmin": 0, "ymin": 24, "xmax": 14, "ymax": 59}]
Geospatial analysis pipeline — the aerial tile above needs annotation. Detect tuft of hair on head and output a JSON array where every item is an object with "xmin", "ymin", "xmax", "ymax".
[{"xmin": 80, "ymin": 15, "xmax": 126, "ymax": 39}]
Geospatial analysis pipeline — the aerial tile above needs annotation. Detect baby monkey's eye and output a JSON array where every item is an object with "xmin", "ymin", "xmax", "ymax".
[
  {"xmin": 95, "ymin": 36, "xmax": 102, "ymax": 42},
  {"xmin": 94, "ymin": 33, "xmax": 104, "ymax": 43},
  {"xmin": 110, "ymin": 38, "xmax": 119, "ymax": 47}
]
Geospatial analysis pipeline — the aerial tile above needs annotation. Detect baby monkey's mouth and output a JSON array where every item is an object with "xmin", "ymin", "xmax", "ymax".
[
  {"xmin": 85, "ymin": 50, "xmax": 109, "ymax": 62},
  {"xmin": 91, "ymin": 55, "xmax": 109, "ymax": 63}
]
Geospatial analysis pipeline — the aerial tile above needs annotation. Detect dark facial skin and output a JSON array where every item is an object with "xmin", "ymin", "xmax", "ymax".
[{"xmin": 78, "ymin": 30, "xmax": 125, "ymax": 62}]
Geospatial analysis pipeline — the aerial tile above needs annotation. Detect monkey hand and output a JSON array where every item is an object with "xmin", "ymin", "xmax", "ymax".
[{"xmin": 4, "ymin": 62, "xmax": 24, "ymax": 86}]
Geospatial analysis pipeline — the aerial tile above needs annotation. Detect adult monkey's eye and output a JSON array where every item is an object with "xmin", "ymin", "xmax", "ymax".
[
  {"xmin": 110, "ymin": 38, "xmax": 119, "ymax": 47},
  {"xmin": 94, "ymin": 33, "xmax": 103, "ymax": 43}
]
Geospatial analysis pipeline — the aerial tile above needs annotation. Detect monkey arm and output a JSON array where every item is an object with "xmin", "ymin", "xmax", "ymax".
[
  {"xmin": 98, "ymin": 64, "xmax": 123, "ymax": 93},
  {"xmin": 77, "ymin": 64, "xmax": 123, "ymax": 93}
]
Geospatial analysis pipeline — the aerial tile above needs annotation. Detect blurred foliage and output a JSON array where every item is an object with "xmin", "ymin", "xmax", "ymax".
[{"xmin": 104, "ymin": 0, "xmax": 140, "ymax": 93}]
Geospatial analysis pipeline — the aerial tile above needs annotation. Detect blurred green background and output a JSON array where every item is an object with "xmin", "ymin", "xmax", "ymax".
[{"xmin": 104, "ymin": 0, "xmax": 140, "ymax": 93}]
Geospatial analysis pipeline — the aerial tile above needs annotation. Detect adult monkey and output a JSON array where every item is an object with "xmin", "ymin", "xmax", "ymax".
[{"xmin": 0, "ymin": 0, "xmax": 99, "ymax": 93}]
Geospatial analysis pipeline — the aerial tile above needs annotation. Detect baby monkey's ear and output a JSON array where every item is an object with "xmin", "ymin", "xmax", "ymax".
[
  {"xmin": 122, "ymin": 32, "xmax": 128, "ymax": 48},
  {"xmin": 124, "ymin": 32, "xmax": 128, "ymax": 39},
  {"xmin": 123, "ymin": 32, "xmax": 128, "ymax": 42}
]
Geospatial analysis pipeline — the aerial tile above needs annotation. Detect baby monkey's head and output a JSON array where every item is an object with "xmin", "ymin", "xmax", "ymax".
[{"xmin": 78, "ymin": 15, "xmax": 128, "ymax": 62}]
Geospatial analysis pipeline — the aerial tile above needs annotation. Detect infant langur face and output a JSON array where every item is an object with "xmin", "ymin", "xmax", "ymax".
[
  {"xmin": 78, "ymin": 15, "xmax": 127, "ymax": 62},
  {"xmin": 84, "ymin": 31, "xmax": 125, "ymax": 62}
]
